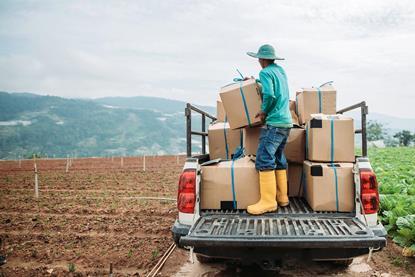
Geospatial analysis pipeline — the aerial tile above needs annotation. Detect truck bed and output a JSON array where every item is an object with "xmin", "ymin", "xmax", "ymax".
[{"xmin": 201, "ymin": 197, "xmax": 353, "ymax": 217}]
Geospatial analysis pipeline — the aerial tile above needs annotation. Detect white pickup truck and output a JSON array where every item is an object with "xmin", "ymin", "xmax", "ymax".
[{"xmin": 172, "ymin": 102, "xmax": 386, "ymax": 269}]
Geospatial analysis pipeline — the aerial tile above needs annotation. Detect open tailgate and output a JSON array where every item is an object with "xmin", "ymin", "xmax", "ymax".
[{"xmin": 180, "ymin": 214, "xmax": 386, "ymax": 249}]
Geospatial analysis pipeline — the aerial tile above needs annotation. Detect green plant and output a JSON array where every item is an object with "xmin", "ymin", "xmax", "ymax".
[
  {"xmin": 370, "ymin": 147, "xmax": 415, "ymax": 251},
  {"xmin": 68, "ymin": 263, "xmax": 76, "ymax": 273},
  {"xmin": 151, "ymin": 249, "xmax": 159, "ymax": 260}
]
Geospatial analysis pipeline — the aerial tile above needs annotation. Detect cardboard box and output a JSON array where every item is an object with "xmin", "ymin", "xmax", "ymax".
[
  {"xmin": 306, "ymin": 114, "xmax": 355, "ymax": 162},
  {"xmin": 303, "ymin": 161, "xmax": 354, "ymax": 212},
  {"xmin": 288, "ymin": 163, "xmax": 304, "ymax": 197},
  {"xmin": 216, "ymin": 100, "xmax": 226, "ymax": 122},
  {"xmin": 289, "ymin": 100, "xmax": 300, "ymax": 126},
  {"xmin": 243, "ymin": 126, "xmax": 262, "ymax": 156},
  {"xmin": 284, "ymin": 127, "xmax": 306, "ymax": 163},
  {"xmin": 242, "ymin": 126, "xmax": 305, "ymax": 163},
  {"xmin": 201, "ymin": 157, "xmax": 260, "ymax": 209},
  {"xmin": 296, "ymin": 84, "xmax": 337, "ymax": 125},
  {"xmin": 208, "ymin": 122, "xmax": 243, "ymax": 160},
  {"xmin": 220, "ymin": 79, "xmax": 262, "ymax": 129}
]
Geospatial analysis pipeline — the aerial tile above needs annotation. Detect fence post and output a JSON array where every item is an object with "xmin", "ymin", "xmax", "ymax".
[
  {"xmin": 33, "ymin": 155, "xmax": 39, "ymax": 198},
  {"xmin": 65, "ymin": 155, "xmax": 69, "ymax": 173},
  {"xmin": 143, "ymin": 155, "xmax": 146, "ymax": 172},
  {"xmin": 121, "ymin": 156, "xmax": 124, "ymax": 167}
]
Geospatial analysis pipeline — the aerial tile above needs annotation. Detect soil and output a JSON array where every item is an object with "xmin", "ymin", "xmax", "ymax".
[{"xmin": 1, "ymin": 156, "xmax": 414, "ymax": 276}]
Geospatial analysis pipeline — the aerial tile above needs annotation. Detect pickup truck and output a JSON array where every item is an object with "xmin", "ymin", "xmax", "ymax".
[{"xmin": 172, "ymin": 102, "xmax": 387, "ymax": 269}]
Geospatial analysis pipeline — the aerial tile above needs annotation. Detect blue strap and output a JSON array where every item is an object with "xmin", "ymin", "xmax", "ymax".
[
  {"xmin": 317, "ymin": 87, "xmax": 322, "ymax": 113},
  {"xmin": 230, "ymin": 159, "xmax": 237, "ymax": 209},
  {"xmin": 332, "ymin": 166, "xmax": 339, "ymax": 212},
  {"xmin": 330, "ymin": 118, "xmax": 339, "ymax": 211},
  {"xmin": 239, "ymin": 82, "xmax": 252, "ymax": 127},
  {"xmin": 223, "ymin": 117, "xmax": 229, "ymax": 160}
]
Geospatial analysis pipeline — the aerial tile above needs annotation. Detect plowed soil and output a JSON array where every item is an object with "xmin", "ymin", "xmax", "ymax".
[
  {"xmin": 1, "ymin": 156, "xmax": 414, "ymax": 277},
  {"xmin": 0, "ymin": 156, "xmax": 186, "ymax": 276}
]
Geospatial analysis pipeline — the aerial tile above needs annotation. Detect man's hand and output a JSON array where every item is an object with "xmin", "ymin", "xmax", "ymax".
[
  {"xmin": 243, "ymin": 76, "xmax": 255, "ymax": 81},
  {"xmin": 255, "ymin": 111, "xmax": 266, "ymax": 122}
]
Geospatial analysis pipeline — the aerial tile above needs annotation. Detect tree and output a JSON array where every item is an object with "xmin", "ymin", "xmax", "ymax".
[
  {"xmin": 367, "ymin": 120, "xmax": 385, "ymax": 141},
  {"xmin": 393, "ymin": 130, "xmax": 414, "ymax": 146}
]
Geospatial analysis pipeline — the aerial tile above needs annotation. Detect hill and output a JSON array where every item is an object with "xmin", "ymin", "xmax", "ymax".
[
  {"xmin": 0, "ymin": 92, "xmax": 215, "ymax": 159},
  {"xmin": 1, "ymin": 92, "xmax": 414, "ymax": 159}
]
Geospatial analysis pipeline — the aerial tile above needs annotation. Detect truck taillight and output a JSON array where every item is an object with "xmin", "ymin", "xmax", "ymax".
[
  {"xmin": 360, "ymin": 169, "xmax": 379, "ymax": 214},
  {"xmin": 177, "ymin": 169, "xmax": 196, "ymax": 213}
]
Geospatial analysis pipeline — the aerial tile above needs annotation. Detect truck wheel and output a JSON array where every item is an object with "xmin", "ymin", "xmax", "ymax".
[{"xmin": 196, "ymin": 254, "xmax": 217, "ymax": 264}]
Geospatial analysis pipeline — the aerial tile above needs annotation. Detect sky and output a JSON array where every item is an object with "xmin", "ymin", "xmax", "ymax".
[{"xmin": 1, "ymin": 0, "xmax": 415, "ymax": 118}]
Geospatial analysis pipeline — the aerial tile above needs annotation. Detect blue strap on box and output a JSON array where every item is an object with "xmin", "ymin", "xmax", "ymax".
[
  {"xmin": 233, "ymin": 69, "xmax": 252, "ymax": 127},
  {"xmin": 223, "ymin": 116, "xmax": 229, "ymax": 160},
  {"xmin": 330, "ymin": 118, "xmax": 339, "ymax": 212},
  {"xmin": 229, "ymin": 146, "xmax": 245, "ymax": 209}
]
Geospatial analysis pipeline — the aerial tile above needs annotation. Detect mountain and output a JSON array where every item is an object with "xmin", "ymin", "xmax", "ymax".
[
  {"xmin": 0, "ymin": 92, "xmax": 215, "ymax": 159},
  {"xmin": 95, "ymin": 96, "xmax": 215, "ymax": 115},
  {"xmin": 1, "ymin": 91, "xmax": 414, "ymax": 159}
]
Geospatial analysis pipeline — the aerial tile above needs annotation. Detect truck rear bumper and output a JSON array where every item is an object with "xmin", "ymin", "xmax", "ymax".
[
  {"xmin": 180, "ymin": 235, "xmax": 386, "ymax": 249},
  {"xmin": 171, "ymin": 219, "xmax": 191, "ymax": 248}
]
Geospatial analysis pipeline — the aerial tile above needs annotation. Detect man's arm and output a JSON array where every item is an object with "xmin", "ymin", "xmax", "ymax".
[{"xmin": 259, "ymin": 71, "xmax": 275, "ymax": 115}]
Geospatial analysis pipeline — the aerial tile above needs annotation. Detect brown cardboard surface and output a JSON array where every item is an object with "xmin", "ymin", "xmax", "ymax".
[
  {"xmin": 288, "ymin": 163, "xmax": 304, "ymax": 197},
  {"xmin": 296, "ymin": 84, "xmax": 336, "ymax": 125},
  {"xmin": 284, "ymin": 127, "xmax": 306, "ymax": 163},
  {"xmin": 303, "ymin": 161, "xmax": 354, "ymax": 212},
  {"xmin": 289, "ymin": 100, "xmax": 300, "ymax": 126},
  {"xmin": 201, "ymin": 157, "xmax": 260, "ymax": 209},
  {"xmin": 208, "ymin": 122, "xmax": 242, "ymax": 160},
  {"xmin": 220, "ymin": 79, "xmax": 262, "ymax": 129},
  {"xmin": 242, "ymin": 126, "xmax": 305, "ymax": 163},
  {"xmin": 307, "ymin": 114, "xmax": 355, "ymax": 162},
  {"xmin": 216, "ymin": 100, "xmax": 226, "ymax": 122},
  {"xmin": 243, "ymin": 126, "xmax": 262, "ymax": 156}
]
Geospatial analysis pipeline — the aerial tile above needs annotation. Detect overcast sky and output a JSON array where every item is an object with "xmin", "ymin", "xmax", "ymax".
[{"xmin": 1, "ymin": 0, "xmax": 415, "ymax": 117}]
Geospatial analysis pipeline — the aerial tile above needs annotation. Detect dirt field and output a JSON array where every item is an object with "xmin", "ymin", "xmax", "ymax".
[{"xmin": 1, "ymin": 156, "xmax": 414, "ymax": 276}]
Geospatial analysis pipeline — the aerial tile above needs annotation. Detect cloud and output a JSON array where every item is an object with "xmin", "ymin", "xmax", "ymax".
[{"xmin": 0, "ymin": 0, "xmax": 415, "ymax": 117}]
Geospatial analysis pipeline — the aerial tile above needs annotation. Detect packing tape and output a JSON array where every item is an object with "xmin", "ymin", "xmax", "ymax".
[
  {"xmin": 333, "ymin": 166, "xmax": 339, "ymax": 212},
  {"xmin": 330, "ymin": 118, "xmax": 339, "ymax": 211},
  {"xmin": 239, "ymin": 82, "xmax": 252, "ymax": 127},
  {"xmin": 230, "ymin": 159, "xmax": 237, "ymax": 209}
]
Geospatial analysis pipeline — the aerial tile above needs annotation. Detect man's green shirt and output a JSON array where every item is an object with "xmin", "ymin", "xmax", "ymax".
[{"xmin": 258, "ymin": 63, "xmax": 292, "ymax": 128}]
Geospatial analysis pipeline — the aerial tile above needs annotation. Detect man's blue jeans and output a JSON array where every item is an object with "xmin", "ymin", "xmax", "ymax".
[{"xmin": 255, "ymin": 125, "xmax": 291, "ymax": 171}]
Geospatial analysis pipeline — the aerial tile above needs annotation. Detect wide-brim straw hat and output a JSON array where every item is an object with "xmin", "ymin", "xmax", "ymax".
[{"xmin": 247, "ymin": 44, "xmax": 284, "ymax": 60}]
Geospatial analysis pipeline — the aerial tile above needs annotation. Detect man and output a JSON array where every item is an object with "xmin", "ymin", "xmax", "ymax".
[{"xmin": 245, "ymin": 44, "xmax": 292, "ymax": 215}]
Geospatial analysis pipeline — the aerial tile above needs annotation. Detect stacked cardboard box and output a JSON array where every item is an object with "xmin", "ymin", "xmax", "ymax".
[
  {"xmin": 219, "ymin": 79, "xmax": 262, "ymax": 129},
  {"xmin": 206, "ymin": 79, "xmax": 355, "ymax": 213},
  {"xmin": 296, "ymin": 83, "xmax": 336, "ymax": 125},
  {"xmin": 201, "ymin": 157, "xmax": 260, "ymax": 209},
  {"xmin": 216, "ymin": 99, "xmax": 226, "ymax": 122},
  {"xmin": 208, "ymin": 122, "xmax": 243, "ymax": 160},
  {"xmin": 303, "ymin": 161, "xmax": 354, "ymax": 212},
  {"xmin": 302, "ymin": 110, "xmax": 356, "ymax": 212}
]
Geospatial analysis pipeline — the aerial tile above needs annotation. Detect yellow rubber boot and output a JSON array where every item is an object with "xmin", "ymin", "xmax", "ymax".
[
  {"xmin": 276, "ymin": 169, "xmax": 289, "ymax": 207},
  {"xmin": 247, "ymin": 170, "xmax": 278, "ymax": 215}
]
